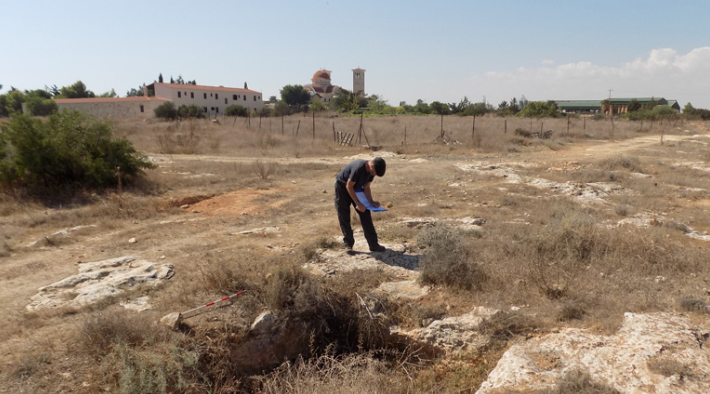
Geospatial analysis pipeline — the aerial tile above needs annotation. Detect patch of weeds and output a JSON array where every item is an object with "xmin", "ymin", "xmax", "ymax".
[
  {"xmin": 416, "ymin": 222, "xmax": 487, "ymax": 291},
  {"xmin": 477, "ymin": 311, "xmax": 540, "ymax": 342},
  {"xmin": 599, "ymin": 155, "xmax": 642, "ymax": 172},
  {"xmin": 78, "ymin": 310, "xmax": 160, "ymax": 356},
  {"xmin": 680, "ymin": 297, "xmax": 707, "ymax": 312},
  {"xmin": 10, "ymin": 352, "xmax": 50, "ymax": 380},
  {"xmin": 252, "ymin": 159, "xmax": 277, "ymax": 180},
  {"xmin": 647, "ymin": 356, "xmax": 694, "ymax": 379},
  {"xmin": 557, "ymin": 300, "xmax": 587, "ymax": 321},
  {"xmin": 300, "ymin": 236, "xmax": 340, "ymax": 261},
  {"xmin": 547, "ymin": 368, "xmax": 620, "ymax": 394}
]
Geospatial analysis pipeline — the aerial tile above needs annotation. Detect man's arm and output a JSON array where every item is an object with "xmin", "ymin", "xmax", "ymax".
[
  {"xmin": 363, "ymin": 182, "xmax": 380, "ymax": 208},
  {"xmin": 346, "ymin": 179, "xmax": 366, "ymax": 212}
]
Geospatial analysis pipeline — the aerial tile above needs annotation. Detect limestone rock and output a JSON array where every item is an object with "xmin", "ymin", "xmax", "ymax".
[
  {"xmin": 477, "ymin": 312, "xmax": 710, "ymax": 394},
  {"xmin": 27, "ymin": 255, "xmax": 174, "ymax": 311},
  {"xmin": 160, "ymin": 312, "xmax": 182, "ymax": 330},
  {"xmin": 391, "ymin": 307, "xmax": 500, "ymax": 357}
]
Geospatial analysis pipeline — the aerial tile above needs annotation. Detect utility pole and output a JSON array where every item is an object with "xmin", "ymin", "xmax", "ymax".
[{"xmin": 608, "ymin": 89, "xmax": 613, "ymax": 99}]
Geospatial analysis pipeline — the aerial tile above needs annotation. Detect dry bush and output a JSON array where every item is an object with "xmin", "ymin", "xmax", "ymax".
[
  {"xmin": 546, "ymin": 368, "xmax": 620, "ymax": 394},
  {"xmin": 252, "ymin": 159, "xmax": 278, "ymax": 180},
  {"xmin": 416, "ymin": 222, "xmax": 487, "ymax": 291},
  {"xmin": 598, "ymin": 155, "xmax": 642, "ymax": 172},
  {"xmin": 300, "ymin": 235, "xmax": 341, "ymax": 261},
  {"xmin": 646, "ymin": 355, "xmax": 694, "ymax": 379},
  {"xmin": 153, "ymin": 120, "xmax": 202, "ymax": 154},
  {"xmin": 477, "ymin": 311, "xmax": 541, "ymax": 342},
  {"xmin": 78, "ymin": 310, "xmax": 163, "ymax": 356},
  {"xmin": 260, "ymin": 350, "xmax": 413, "ymax": 394}
]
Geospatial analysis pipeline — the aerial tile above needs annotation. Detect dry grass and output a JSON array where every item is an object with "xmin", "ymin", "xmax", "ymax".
[{"xmin": 2, "ymin": 116, "xmax": 709, "ymax": 393}]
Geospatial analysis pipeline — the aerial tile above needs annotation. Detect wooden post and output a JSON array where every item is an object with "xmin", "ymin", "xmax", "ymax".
[
  {"xmin": 358, "ymin": 113, "xmax": 363, "ymax": 144},
  {"xmin": 248, "ymin": 111, "xmax": 251, "ymax": 128},
  {"xmin": 540, "ymin": 122, "xmax": 543, "ymax": 134},
  {"xmin": 566, "ymin": 115, "xmax": 570, "ymax": 135},
  {"xmin": 295, "ymin": 120, "xmax": 300, "ymax": 137},
  {"xmin": 332, "ymin": 122, "xmax": 336, "ymax": 142},
  {"xmin": 440, "ymin": 114, "xmax": 444, "ymax": 138},
  {"xmin": 472, "ymin": 115, "xmax": 476, "ymax": 140},
  {"xmin": 259, "ymin": 115, "xmax": 262, "ymax": 129},
  {"xmin": 281, "ymin": 115, "xmax": 284, "ymax": 135},
  {"xmin": 584, "ymin": 117, "xmax": 586, "ymax": 130},
  {"xmin": 640, "ymin": 119, "xmax": 643, "ymax": 132},
  {"xmin": 504, "ymin": 119, "xmax": 507, "ymax": 134},
  {"xmin": 312, "ymin": 112, "xmax": 315, "ymax": 140},
  {"xmin": 404, "ymin": 126, "xmax": 407, "ymax": 145}
]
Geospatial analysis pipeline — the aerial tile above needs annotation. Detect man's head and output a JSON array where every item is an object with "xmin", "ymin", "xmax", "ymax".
[{"xmin": 371, "ymin": 157, "xmax": 386, "ymax": 177}]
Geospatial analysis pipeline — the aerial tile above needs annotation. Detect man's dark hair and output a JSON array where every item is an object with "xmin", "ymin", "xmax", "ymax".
[{"xmin": 373, "ymin": 157, "xmax": 386, "ymax": 177}]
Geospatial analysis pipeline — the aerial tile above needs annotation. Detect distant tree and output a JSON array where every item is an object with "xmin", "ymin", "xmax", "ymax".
[
  {"xmin": 274, "ymin": 101, "xmax": 289, "ymax": 116},
  {"xmin": 516, "ymin": 100, "xmax": 561, "ymax": 118},
  {"xmin": 330, "ymin": 88, "xmax": 359, "ymax": 112},
  {"xmin": 25, "ymin": 95, "xmax": 58, "ymax": 116},
  {"xmin": 99, "ymin": 89, "xmax": 117, "ymax": 98},
  {"xmin": 5, "ymin": 90, "xmax": 26, "ymax": 114},
  {"xmin": 257, "ymin": 107, "xmax": 273, "ymax": 117},
  {"xmin": 158, "ymin": 73, "xmax": 164, "ymax": 83},
  {"xmin": 367, "ymin": 94, "xmax": 388, "ymax": 113},
  {"xmin": 0, "ymin": 111, "xmax": 155, "ymax": 191},
  {"xmin": 462, "ymin": 102, "xmax": 490, "ymax": 116},
  {"xmin": 268, "ymin": 95, "xmax": 277, "ymax": 103},
  {"xmin": 244, "ymin": 82, "xmax": 248, "ymax": 89},
  {"xmin": 413, "ymin": 100, "xmax": 431, "ymax": 114},
  {"xmin": 0, "ymin": 95, "xmax": 8, "ymax": 117},
  {"xmin": 154, "ymin": 102, "xmax": 177, "ymax": 120},
  {"xmin": 126, "ymin": 87, "xmax": 142, "ymax": 97},
  {"xmin": 641, "ymin": 98, "xmax": 658, "ymax": 111},
  {"xmin": 430, "ymin": 101, "xmax": 449, "ymax": 115},
  {"xmin": 310, "ymin": 100, "xmax": 326, "ymax": 112},
  {"xmin": 280, "ymin": 84, "xmax": 311, "ymax": 111},
  {"xmin": 498, "ymin": 101, "xmax": 508, "ymax": 110},
  {"xmin": 59, "ymin": 81, "xmax": 95, "ymax": 99},
  {"xmin": 225, "ymin": 104, "xmax": 248, "ymax": 117},
  {"xmin": 176, "ymin": 75, "xmax": 185, "ymax": 84},
  {"xmin": 170, "ymin": 76, "xmax": 175, "ymax": 84},
  {"xmin": 177, "ymin": 104, "xmax": 205, "ymax": 118},
  {"xmin": 683, "ymin": 103, "xmax": 710, "ymax": 120},
  {"xmin": 448, "ymin": 96, "xmax": 470, "ymax": 114},
  {"xmin": 49, "ymin": 85, "xmax": 60, "ymax": 97},
  {"xmin": 627, "ymin": 98, "xmax": 641, "ymax": 112}
]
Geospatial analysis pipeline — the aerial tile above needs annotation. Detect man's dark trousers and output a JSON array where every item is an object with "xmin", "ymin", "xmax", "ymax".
[{"xmin": 334, "ymin": 181, "xmax": 379, "ymax": 249}]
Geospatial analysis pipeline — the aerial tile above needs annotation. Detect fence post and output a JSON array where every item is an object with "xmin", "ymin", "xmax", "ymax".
[
  {"xmin": 312, "ymin": 112, "xmax": 315, "ymax": 140},
  {"xmin": 472, "ymin": 115, "xmax": 476, "ymax": 140},
  {"xmin": 504, "ymin": 119, "xmax": 507, "ymax": 134},
  {"xmin": 332, "ymin": 122, "xmax": 336, "ymax": 142},
  {"xmin": 281, "ymin": 115, "xmax": 284, "ymax": 135},
  {"xmin": 566, "ymin": 115, "xmax": 570, "ymax": 135},
  {"xmin": 404, "ymin": 126, "xmax": 407, "ymax": 145},
  {"xmin": 295, "ymin": 120, "xmax": 300, "ymax": 137}
]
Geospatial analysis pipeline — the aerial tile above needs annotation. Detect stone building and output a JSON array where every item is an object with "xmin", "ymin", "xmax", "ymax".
[{"xmin": 54, "ymin": 82, "xmax": 263, "ymax": 118}]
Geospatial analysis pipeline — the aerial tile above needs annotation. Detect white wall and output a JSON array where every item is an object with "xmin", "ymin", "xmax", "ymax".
[{"xmin": 154, "ymin": 83, "xmax": 264, "ymax": 115}]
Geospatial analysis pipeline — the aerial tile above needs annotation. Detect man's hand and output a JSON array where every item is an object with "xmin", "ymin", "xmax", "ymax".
[
  {"xmin": 371, "ymin": 200, "xmax": 381, "ymax": 208},
  {"xmin": 355, "ymin": 201, "xmax": 366, "ymax": 212}
]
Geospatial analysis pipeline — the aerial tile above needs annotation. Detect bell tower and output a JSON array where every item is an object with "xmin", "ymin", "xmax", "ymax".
[{"xmin": 352, "ymin": 68, "xmax": 365, "ymax": 96}]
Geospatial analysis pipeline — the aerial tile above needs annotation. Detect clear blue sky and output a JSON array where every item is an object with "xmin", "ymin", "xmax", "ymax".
[{"xmin": 2, "ymin": 0, "xmax": 710, "ymax": 109}]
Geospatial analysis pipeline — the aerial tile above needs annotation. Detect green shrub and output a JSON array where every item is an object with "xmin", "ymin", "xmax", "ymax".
[
  {"xmin": 0, "ymin": 111, "xmax": 155, "ymax": 191},
  {"xmin": 177, "ymin": 104, "xmax": 205, "ymax": 119},
  {"xmin": 225, "ymin": 104, "xmax": 247, "ymax": 117},
  {"xmin": 154, "ymin": 102, "xmax": 177, "ymax": 119}
]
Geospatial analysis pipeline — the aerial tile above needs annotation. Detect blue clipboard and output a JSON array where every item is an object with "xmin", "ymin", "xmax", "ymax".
[{"xmin": 355, "ymin": 189, "xmax": 387, "ymax": 212}]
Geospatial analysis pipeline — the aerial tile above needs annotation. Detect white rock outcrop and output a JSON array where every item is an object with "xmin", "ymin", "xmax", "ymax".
[
  {"xmin": 27, "ymin": 256, "xmax": 174, "ymax": 311},
  {"xmin": 477, "ymin": 312, "xmax": 710, "ymax": 394}
]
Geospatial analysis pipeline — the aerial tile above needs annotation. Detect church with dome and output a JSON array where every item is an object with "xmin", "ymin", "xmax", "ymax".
[{"xmin": 303, "ymin": 68, "xmax": 365, "ymax": 103}]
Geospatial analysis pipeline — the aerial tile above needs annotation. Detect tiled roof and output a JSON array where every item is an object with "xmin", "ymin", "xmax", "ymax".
[
  {"xmin": 54, "ymin": 96, "xmax": 169, "ymax": 104},
  {"xmin": 155, "ymin": 82, "xmax": 260, "ymax": 94}
]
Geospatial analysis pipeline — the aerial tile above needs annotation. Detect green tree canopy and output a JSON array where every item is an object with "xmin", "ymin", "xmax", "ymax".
[
  {"xmin": 59, "ymin": 81, "xmax": 95, "ymax": 99},
  {"xmin": 516, "ymin": 101, "xmax": 561, "ymax": 118},
  {"xmin": 280, "ymin": 84, "xmax": 311, "ymax": 110},
  {"xmin": 0, "ymin": 111, "xmax": 155, "ymax": 191}
]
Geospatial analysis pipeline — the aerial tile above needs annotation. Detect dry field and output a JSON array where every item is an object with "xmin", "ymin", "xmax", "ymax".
[{"xmin": 1, "ymin": 113, "xmax": 709, "ymax": 393}]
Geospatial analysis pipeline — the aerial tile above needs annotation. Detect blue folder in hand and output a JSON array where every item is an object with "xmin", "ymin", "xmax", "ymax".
[{"xmin": 355, "ymin": 189, "xmax": 387, "ymax": 212}]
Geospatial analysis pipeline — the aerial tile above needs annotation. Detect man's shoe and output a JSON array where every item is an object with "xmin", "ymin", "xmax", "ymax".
[{"xmin": 369, "ymin": 244, "xmax": 386, "ymax": 253}]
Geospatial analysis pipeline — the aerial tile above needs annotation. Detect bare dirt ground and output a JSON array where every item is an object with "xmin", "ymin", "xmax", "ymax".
[{"xmin": 1, "ymin": 116, "xmax": 709, "ymax": 393}]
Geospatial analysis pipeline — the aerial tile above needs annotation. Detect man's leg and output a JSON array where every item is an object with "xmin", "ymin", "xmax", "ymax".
[
  {"xmin": 357, "ymin": 209, "xmax": 381, "ymax": 250},
  {"xmin": 334, "ymin": 182, "xmax": 354, "ymax": 248}
]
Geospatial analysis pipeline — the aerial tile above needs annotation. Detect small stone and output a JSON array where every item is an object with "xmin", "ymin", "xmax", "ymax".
[
  {"xmin": 160, "ymin": 312, "xmax": 182, "ymax": 330},
  {"xmin": 322, "ymin": 189, "xmax": 327, "ymax": 193},
  {"xmin": 128, "ymin": 238, "xmax": 137, "ymax": 244}
]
